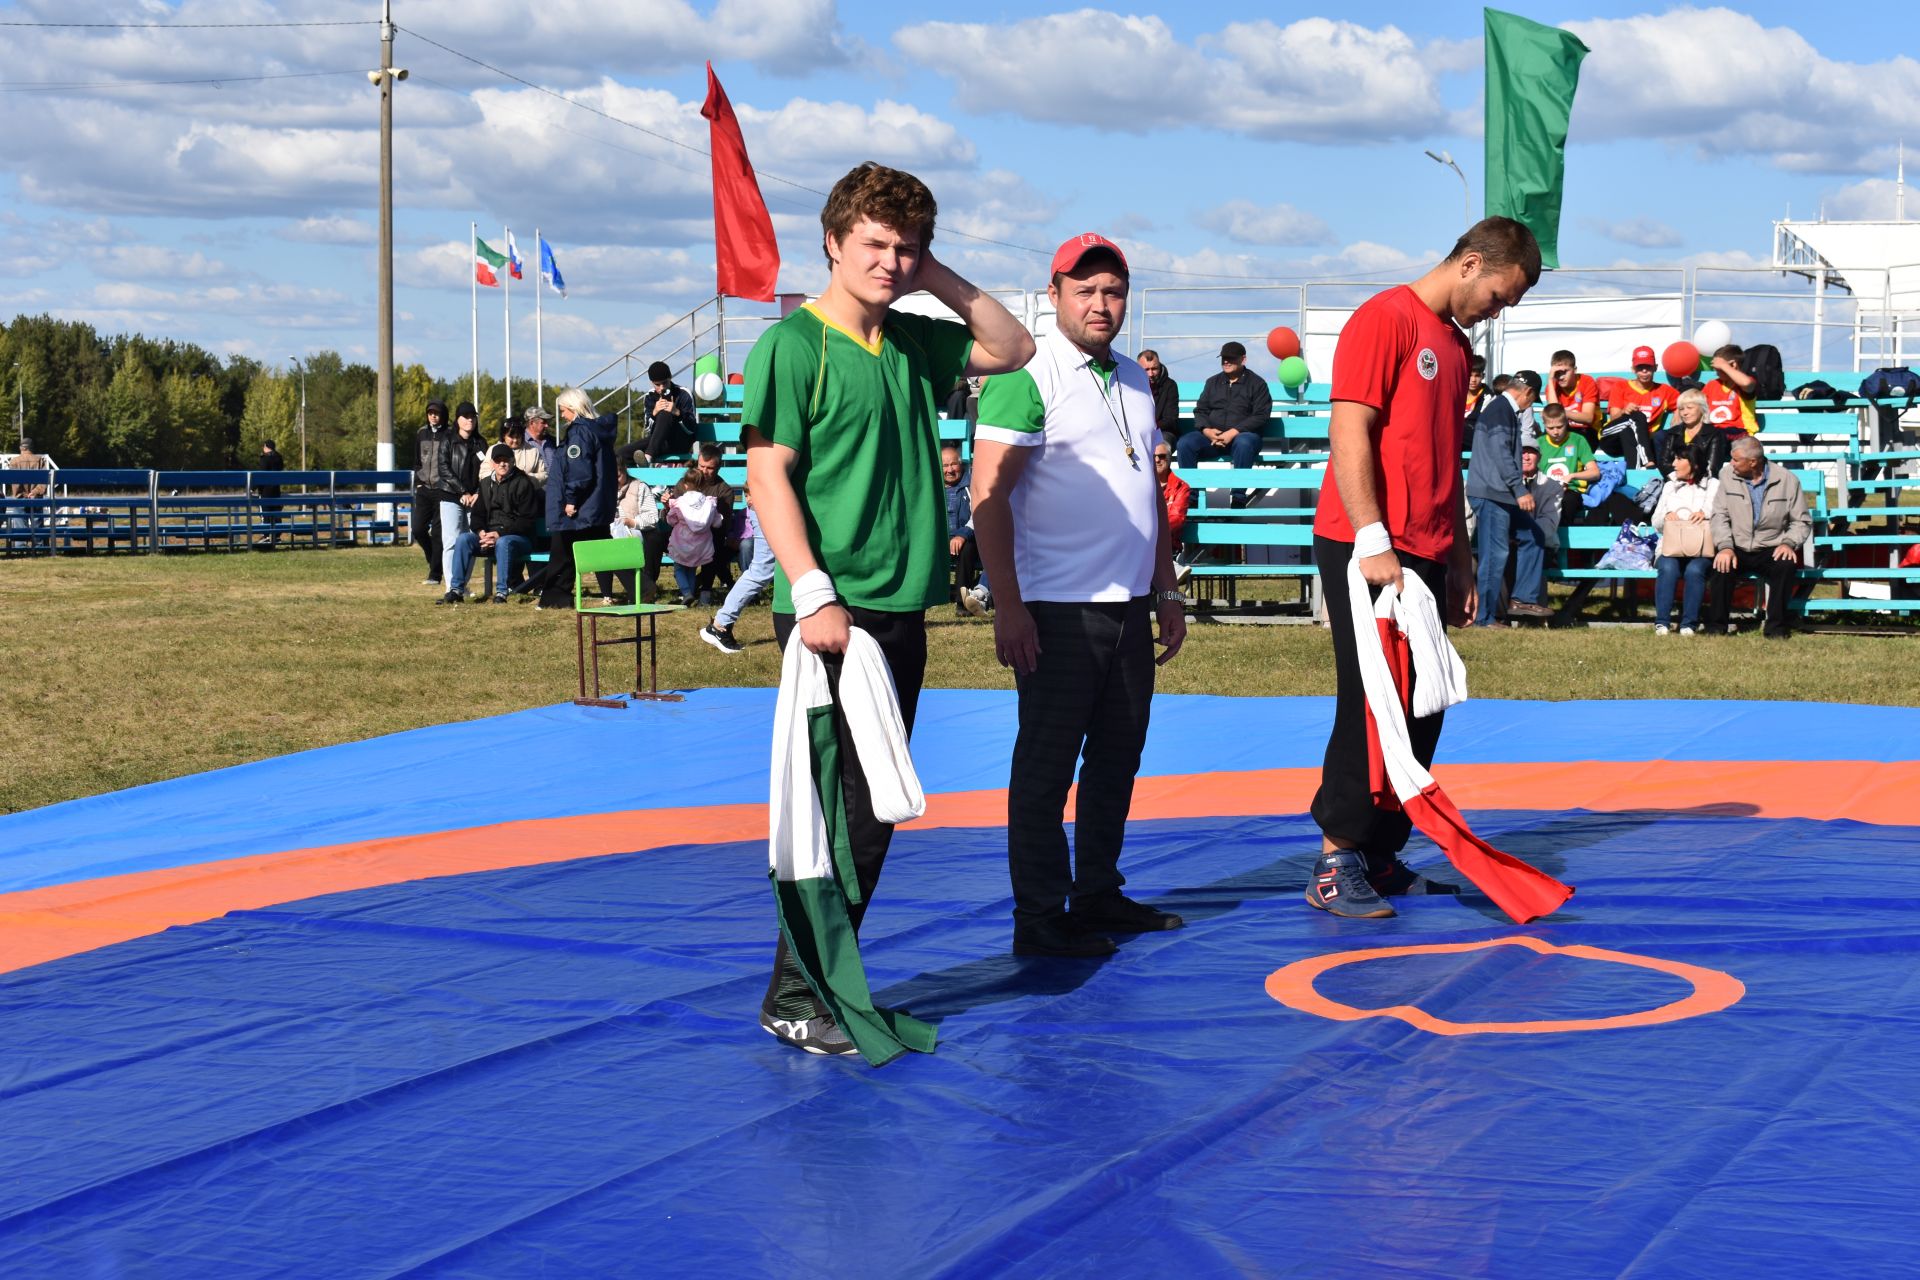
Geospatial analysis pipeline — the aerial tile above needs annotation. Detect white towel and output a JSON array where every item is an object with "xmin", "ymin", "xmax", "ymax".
[
  {"xmin": 1388, "ymin": 569, "xmax": 1469, "ymax": 718},
  {"xmin": 1349, "ymin": 559, "xmax": 1466, "ymax": 802}
]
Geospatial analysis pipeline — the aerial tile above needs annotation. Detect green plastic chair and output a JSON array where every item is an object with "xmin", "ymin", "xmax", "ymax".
[{"xmin": 570, "ymin": 537, "xmax": 684, "ymax": 705}]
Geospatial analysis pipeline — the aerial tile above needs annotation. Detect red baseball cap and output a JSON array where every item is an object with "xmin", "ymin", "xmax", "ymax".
[
  {"xmin": 1631, "ymin": 345, "xmax": 1656, "ymax": 367},
  {"xmin": 1050, "ymin": 232, "xmax": 1128, "ymax": 278}
]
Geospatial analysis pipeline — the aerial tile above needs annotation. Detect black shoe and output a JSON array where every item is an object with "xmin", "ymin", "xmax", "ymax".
[
  {"xmin": 759, "ymin": 1009, "xmax": 857, "ymax": 1056},
  {"xmin": 1366, "ymin": 856, "xmax": 1460, "ymax": 897},
  {"xmin": 700, "ymin": 623, "xmax": 744, "ymax": 655},
  {"xmin": 1305, "ymin": 850, "xmax": 1396, "ymax": 918},
  {"xmin": 435, "ymin": 590, "xmax": 463, "ymax": 606},
  {"xmin": 1013, "ymin": 916, "xmax": 1118, "ymax": 958},
  {"xmin": 1070, "ymin": 893, "xmax": 1185, "ymax": 933}
]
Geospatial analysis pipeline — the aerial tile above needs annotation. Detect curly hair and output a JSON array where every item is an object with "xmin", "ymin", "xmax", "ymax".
[{"xmin": 820, "ymin": 162, "xmax": 937, "ymax": 265}]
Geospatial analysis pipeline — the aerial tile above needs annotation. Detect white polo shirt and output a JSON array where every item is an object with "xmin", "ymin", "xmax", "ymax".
[{"xmin": 974, "ymin": 326, "xmax": 1160, "ymax": 603}]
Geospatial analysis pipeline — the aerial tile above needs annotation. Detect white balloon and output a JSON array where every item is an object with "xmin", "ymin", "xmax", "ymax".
[
  {"xmin": 694, "ymin": 372, "xmax": 724, "ymax": 402},
  {"xmin": 1692, "ymin": 320, "xmax": 1731, "ymax": 355}
]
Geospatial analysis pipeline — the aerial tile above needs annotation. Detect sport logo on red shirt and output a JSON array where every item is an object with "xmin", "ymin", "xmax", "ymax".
[{"xmin": 1418, "ymin": 349, "xmax": 1438, "ymax": 380}]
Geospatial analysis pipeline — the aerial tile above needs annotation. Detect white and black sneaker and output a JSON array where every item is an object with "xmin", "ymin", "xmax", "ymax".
[
  {"xmin": 759, "ymin": 1009, "xmax": 857, "ymax": 1055},
  {"xmin": 960, "ymin": 585, "xmax": 992, "ymax": 617},
  {"xmin": 701, "ymin": 623, "xmax": 744, "ymax": 654}
]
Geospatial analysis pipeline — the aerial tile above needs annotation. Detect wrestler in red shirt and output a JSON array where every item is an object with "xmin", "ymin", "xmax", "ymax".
[{"xmin": 1307, "ymin": 217, "xmax": 1541, "ymax": 919}]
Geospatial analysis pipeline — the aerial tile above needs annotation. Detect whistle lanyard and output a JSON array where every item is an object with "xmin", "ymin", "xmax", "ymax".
[{"xmin": 1086, "ymin": 362, "xmax": 1138, "ymax": 470}]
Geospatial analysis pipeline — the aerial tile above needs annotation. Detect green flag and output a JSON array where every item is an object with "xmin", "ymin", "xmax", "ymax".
[{"xmin": 1484, "ymin": 8, "xmax": 1588, "ymax": 270}]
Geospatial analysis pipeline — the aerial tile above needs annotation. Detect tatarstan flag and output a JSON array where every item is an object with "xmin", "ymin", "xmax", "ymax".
[{"xmin": 474, "ymin": 235, "xmax": 507, "ymax": 288}]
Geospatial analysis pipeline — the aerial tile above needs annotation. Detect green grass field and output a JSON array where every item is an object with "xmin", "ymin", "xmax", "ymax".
[{"xmin": 2, "ymin": 546, "xmax": 1915, "ymax": 814}]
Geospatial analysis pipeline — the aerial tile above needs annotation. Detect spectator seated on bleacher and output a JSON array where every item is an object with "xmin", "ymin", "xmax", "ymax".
[
  {"xmin": 502, "ymin": 419, "xmax": 547, "ymax": 495},
  {"xmin": 641, "ymin": 361, "xmax": 697, "ymax": 461},
  {"xmin": 1655, "ymin": 388, "xmax": 1730, "ymax": 480},
  {"xmin": 459, "ymin": 444, "xmax": 542, "ymax": 605},
  {"xmin": 1154, "ymin": 439, "xmax": 1189, "ymax": 552},
  {"xmin": 1178, "ymin": 341, "xmax": 1270, "ymax": 483},
  {"xmin": 1519, "ymin": 445, "xmax": 1564, "ymax": 551},
  {"xmin": 1649, "ymin": 448, "xmax": 1718, "ymax": 636},
  {"xmin": 520, "ymin": 407, "xmax": 557, "ymax": 486},
  {"xmin": 1463, "ymin": 354, "xmax": 1490, "ymax": 428},
  {"xmin": 942, "ymin": 443, "xmax": 991, "ymax": 617},
  {"xmin": 1612, "ymin": 345, "xmax": 1678, "ymax": 431},
  {"xmin": 1708, "ymin": 436, "xmax": 1810, "ymax": 639},
  {"xmin": 1536, "ymin": 404, "xmax": 1599, "ymax": 526},
  {"xmin": 674, "ymin": 444, "xmax": 737, "ymax": 594},
  {"xmin": 1139, "ymin": 349, "xmax": 1181, "ymax": 445},
  {"xmin": 1704, "ymin": 346, "xmax": 1759, "ymax": 436},
  {"xmin": 1545, "ymin": 349, "xmax": 1601, "ymax": 444}
]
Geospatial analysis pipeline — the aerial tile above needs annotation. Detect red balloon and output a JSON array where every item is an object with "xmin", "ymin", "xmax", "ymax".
[
  {"xmin": 1266, "ymin": 326, "xmax": 1301, "ymax": 361},
  {"xmin": 727, "ymin": 372, "xmax": 744, "ymax": 385},
  {"xmin": 1661, "ymin": 341, "xmax": 1700, "ymax": 381}
]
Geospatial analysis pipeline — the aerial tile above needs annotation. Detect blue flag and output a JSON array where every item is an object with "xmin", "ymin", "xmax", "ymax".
[{"xmin": 539, "ymin": 236, "xmax": 566, "ymax": 298}]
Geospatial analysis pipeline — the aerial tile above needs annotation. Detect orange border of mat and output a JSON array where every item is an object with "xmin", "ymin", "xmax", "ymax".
[
  {"xmin": 1, "ymin": 758, "xmax": 1911, "ymax": 978},
  {"xmin": 1264, "ymin": 936, "xmax": 1746, "ymax": 1035}
]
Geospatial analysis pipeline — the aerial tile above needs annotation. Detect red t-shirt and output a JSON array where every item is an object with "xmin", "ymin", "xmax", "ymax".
[
  {"xmin": 1315, "ymin": 285, "xmax": 1473, "ymax": 562},
  {"xmin": 1611, "ymin": 379, "xmax": 1677, "ymax": 428}
]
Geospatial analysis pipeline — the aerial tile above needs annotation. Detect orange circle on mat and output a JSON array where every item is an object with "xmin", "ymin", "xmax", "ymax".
[{"xmin": 1265, "ymin": 936, "xmax": 1744, "ymax": 1036}]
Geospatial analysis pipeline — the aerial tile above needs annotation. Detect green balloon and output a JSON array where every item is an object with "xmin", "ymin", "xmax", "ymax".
[
  {"xmin": 693, "ymin": 352, "xmax": 721, "ymax": 379},
  {"xmin": 1278, "ymin": 355, "xmax": 1310, "ymax": 389}
]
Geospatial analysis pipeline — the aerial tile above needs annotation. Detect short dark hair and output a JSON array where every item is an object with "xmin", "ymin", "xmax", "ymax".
[
  {"xmin": 1490, "ymin": 373, "xmax": 1512, "ymax": 393},
  {"xmin": 1444, "ymin": 216, "xmax": 1543, "ymax": 287},
  {"xmin": 1469, "ymin": 354, "xmax": 1487, "ymax": 374},
  {"xmin": 697, "ymin": 443, "xmax": 722, "ymax": 463},
  {"xmin": 1139, "ymin": 348, "xmax": 1160, "ymax": 362},
  {"xmin": 647, "ymin": 361, "xmax": 672, "ymax": 383},
  {"xmin": 1541, "ymin": 402, "xmax": 1566, "ymax": 422},
  {"xmin": 821, "ymin": 162, "xmax": 936, "ymax": 265},
  {"xmin": 262, "ymin": 440, "xmax": 276, "ymax": 450},
  {"xmin": 1714, "ymin": 344, "xmax": 1744, "ymax": 368},
  {"xmin": 1550, "ymin": 349, "xmax": 1577, "ymax": 367}
]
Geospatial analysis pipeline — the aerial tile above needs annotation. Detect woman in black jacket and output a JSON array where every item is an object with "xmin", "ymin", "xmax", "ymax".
[
  {"xmin": 434, "ymin": 402, "xmax": 491, "ymax": 602},
  {"xmin": 1655, "ymin": 388, "xmax": 1729, "ymax": 479}
]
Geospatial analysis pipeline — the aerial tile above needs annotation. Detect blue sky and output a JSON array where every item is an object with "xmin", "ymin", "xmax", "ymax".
[{"xmin": 1, "ymin": 1, "xmax": 1914, "ymax": 385}]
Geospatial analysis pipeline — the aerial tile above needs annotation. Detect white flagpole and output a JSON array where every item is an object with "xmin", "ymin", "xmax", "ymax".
[
  {"xmin": 535, "ymin": 226, "xmax": 544, "ymax": 410},
  {"xmin": 470, "ymin": 220, "xmax": 480, "ymax": 410},
  {"xmin": 504, "ymin": 224, "xmax": 514, "ymax": 424}
]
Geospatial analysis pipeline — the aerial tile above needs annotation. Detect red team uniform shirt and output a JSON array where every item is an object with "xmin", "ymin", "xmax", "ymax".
[
  {"xmin": 1314, "ymin": 285, "xmax": 1473, "ymax": 563},
  {"xmin": 1611, "ymin": 379, "xmax": 1677, "ymax": 428},
  {"xmin": 1547, "ymin": 372, "xmax": 1600, "ymax": 431}
]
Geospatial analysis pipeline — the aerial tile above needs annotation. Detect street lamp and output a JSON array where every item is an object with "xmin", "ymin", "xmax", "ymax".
[
  {"xmin": 1423, "ymin": 149, "xmax": 1472, "ymax": 227},
  {"xmin": 10, "ymin": 361, "xmax": 21, "ymax": 452},
  {"xmin": 289, "ymin": 356, "xmax": 308, "ymax": 469}
]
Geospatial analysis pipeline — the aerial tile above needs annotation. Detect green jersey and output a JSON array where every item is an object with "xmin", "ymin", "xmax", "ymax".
[
  {"xmin": 743, "ymin": 303, "xmax": 972, "ymax": 612},
  {"xmin": 1537, "ymin": 431, "xmax": 1595, "ymax": 493}
]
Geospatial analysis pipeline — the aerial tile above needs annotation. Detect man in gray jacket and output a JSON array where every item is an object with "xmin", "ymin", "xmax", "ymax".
[
  {"xmin": 1466, "ymin": 369, "xmax": 1552, "ymax": 624},
  {"xmin": 1707, "ymin": 436, "xmax": 1810, "ymax": 638}
]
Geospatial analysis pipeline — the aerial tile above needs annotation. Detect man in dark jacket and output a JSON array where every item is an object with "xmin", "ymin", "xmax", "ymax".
[
  {"xmin": 1139, "ymin": 348, "xmax": 1182, "ymax": 444},
  {"xmin": 462, "ymin": 445, "xmax": 543, "ymax": 603},
  {"xmin": 253, "ymin": 439, "xmax": 286, "ymax": 548},
  {"xmin": 1465, "ymin": 370, "xmax": 1552, "ymax": 624},
  {"xmin": 1178, "ymin": 341, "xmax": 1270, "ymax": 470},
  {"xmin": 641, "ymin": 361, "xmax": 697, "ymax": 461},
  {"xmin": 412, "ymin": 400, "xmax": 450, "ymax": 583},
  {"xmin": 537, "ymin": 388, "xmax": 619, "ymax": 609},
  {"xmin": 431, "ymin": 403, "xmax": 491, "ymax": 603}
]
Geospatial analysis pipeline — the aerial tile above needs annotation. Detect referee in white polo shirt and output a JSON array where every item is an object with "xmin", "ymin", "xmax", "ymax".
[{"xmin": 971, "ymin": 233, "xmax": 1188, "ymax": 958}]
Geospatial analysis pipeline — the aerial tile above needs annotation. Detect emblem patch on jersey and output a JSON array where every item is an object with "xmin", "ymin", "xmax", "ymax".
[
  {"xmin": 567, "ymin": 444, "xmax": 582, "ymax": 459},
  {"xmin": 1417, "ymin": 348, "xmax": 1439, "ymax": 380}
]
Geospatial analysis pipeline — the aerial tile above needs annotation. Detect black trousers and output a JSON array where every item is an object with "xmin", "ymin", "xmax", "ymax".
[
  {"xmin": 536, "ymin": 528, "xmax": 612, "ymax": 605},
  {"xmin": 764, "ymin": 606, "xmax": 928, "ymax": 1020},
  {"xmin": 1310, "ymin": 536, "xmax": 1449, "ymax": 857},
  {"xmin": 412, "ymin": 487, "xmax": 440, "ymax": 575},
  {"xmin": 1708, "ymin": 546, "xmax": 1798, "ymax": 637},
  {"xmin": 1007, "ymin": 597, "xmax": 1155, "ymax": 926}
]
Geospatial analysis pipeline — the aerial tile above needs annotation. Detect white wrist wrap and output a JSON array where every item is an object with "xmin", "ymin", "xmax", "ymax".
[
  {"xmin": 791, "ymin": 569, "xmax": 838, "ymax": 619},
  {"xmin": 1353, "ymin": 522, "xmax": 1393, "ymax": 559}
]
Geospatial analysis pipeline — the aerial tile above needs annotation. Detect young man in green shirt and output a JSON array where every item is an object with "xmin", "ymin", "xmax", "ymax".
[
  {"xmin": 1535, "ymin": 402, "xmax": 1599, "ymax": 528},
  {"xmin": 743, "ymin": 162, "xmax": 1033, "ymax": 1056}
]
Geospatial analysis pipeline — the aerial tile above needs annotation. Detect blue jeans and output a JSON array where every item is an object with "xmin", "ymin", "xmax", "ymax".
[
  {"xmin": 447, "ymin": 528, "xmax": 479, "ymax": 593},
  {"xmin": 1175, "ymin": 429, "xmax": 1263, "ymax": 470},
  {"xmin": 1470, "ymin": 496, "xmax": 1512, "ymax": 625},
  {"xmin": 490, "ymin": 533, "xmax": 531, "ymax": 594},
  {"xmin": 673, "ymin": 564, "xmax": 700, "ymax": 600},
  {"xmin": 437, "ymin": 500, "xmax": 469, "ymax": 586},
  {"xmin": 1512, "ymin": 506, "xmax": 1548, "ymax": 607},
  {"xmin": 716, "ymin": 534, "xmax": 776, "ymax": 628},
  {"xmin": 1656, "ymin": 555, "xmax": 1710, "ymax": 628}
]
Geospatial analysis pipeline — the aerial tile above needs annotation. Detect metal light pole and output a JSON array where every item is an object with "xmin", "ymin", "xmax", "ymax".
[
  {"xmin": 373, "ymin": 1, "xmax": 407, "ymax": 473},
  {"xmin": 10, "ymin": 361, "xmax": 21, "ymax": 452},
  {"xmin": 1424, "ymin": 149, "xmax": 1472, "ymax": 227},
  {"xmin": 290, "ymin": 356, "xmax": 308, "ymax": 469}
]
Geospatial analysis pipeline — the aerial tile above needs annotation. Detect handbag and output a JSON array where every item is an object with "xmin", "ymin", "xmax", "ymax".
[{"xmin": 1661, "ymin": 513, "xmax": 1711, "ymax": 559}]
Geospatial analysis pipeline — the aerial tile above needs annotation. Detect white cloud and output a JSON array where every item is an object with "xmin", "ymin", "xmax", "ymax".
[
  {"xmin": 1196, "ymin": 200, "xmax": 1336, "ymax": 247},
  {"xmin": 1822, "ymin": 178, "xmax": 1903, "ymax": 220},
  {"xmin": 1583, "ymin": 216, "xmax": 1684, "ymax": 250},
  {"xmin": 896, "ymin": 12, "xmax": 1447, "ymax": 141},
  {"xmin": 87, "ymin": 245, "xmax": 228, "ymax": 280},
  {"xmin": 280, "ymin": 216, "xmax": 377, "ymax": 245},
  {"xmin": 1562, "ymin": 8, "xmax": 1920, "ymax": 173}
]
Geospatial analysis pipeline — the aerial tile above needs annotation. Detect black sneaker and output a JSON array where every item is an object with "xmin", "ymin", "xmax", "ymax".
[
  {"xmin": 1070, "ymin": 893, "xmax": 1185, "ymax": 934},
  {"xmin": 435, "ymin": 590, "xmax": 463, "ymax": 606},
  {"xmin": 701, "ymin": 623, "xmax": 744, "ymax": 655},
  {"xmin": 1013, "ymin": 916, "xmax": 1118, "ymax": 958},
  {"xmin": 759, "ymin": 1009, "xmax": 857, "ymax": 1056},
  {"xmin": 1366, "ymin": 855, "xmax": 1460, "ymax": 897},
  {"xmin": 1305, "ymin": 850, "xmax": 1396, "ymax": 918}
]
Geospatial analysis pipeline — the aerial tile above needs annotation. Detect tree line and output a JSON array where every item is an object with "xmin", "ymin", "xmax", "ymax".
[{"xmin": 1, "ymin": 314, "xmax": 625, "ymax": 471}]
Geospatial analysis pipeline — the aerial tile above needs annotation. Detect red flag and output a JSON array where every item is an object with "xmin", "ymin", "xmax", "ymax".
[{"xmin": 700, "ymin": 63, "xmax": 779, "ymax": 302}]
